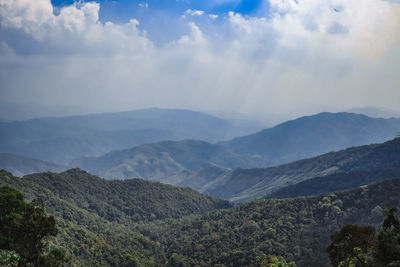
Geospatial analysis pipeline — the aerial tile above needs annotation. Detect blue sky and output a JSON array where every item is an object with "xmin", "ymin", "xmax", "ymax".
[
  {"xmin": 51, "ymin": 0, "xmax": 268, "ymax": 43},
  {"xmin": 0, "ymin": 0, "xmax": 399, "ymax": 121},
  {"xmin": 51, "ymin": 0, "xmax": 266, "ymax": 19}
]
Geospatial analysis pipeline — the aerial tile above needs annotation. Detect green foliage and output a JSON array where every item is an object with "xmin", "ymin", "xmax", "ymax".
[
  {"xmin": 21, "ymin": 168, "xmax": 231, "ymax": 224},
  {"xmin": 2, "ymin": 169, "xmax": 400, "ymax": 266},
  {"xmin": 0, "ymin": 186, "xmax": 64, "ymax": 266},
  {"xmin": 0, "ymin": 169, "xmax": 230, "ymax": 266},
  {"xmin": 373, "ymin": 207, "xmax": 400, "ymax": 266},
  {"xmin": 327, "ymin": 207, "xmax": 400, "ymax": 267},
  {"xmin": 206, "ymin": 138, "xmax": 400, "ymax": 202},
  {"xmin": 136, "ymin": 179, "xmax": 400, "ymax": 267},
  {"xmin": 0, "ymin": 250, "xmax": 20, "ymax": 267},
  {"xmin": 268, "ymin": 168, "xmax": 400, "ymax": 199},
  {"xmin": 326, "ymin": 224, "xmax": 376, "ymax": 267}
]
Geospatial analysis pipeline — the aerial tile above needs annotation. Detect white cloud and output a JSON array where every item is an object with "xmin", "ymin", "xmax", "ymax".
[
  {"xmin": 209, "ymin": 14, "xmax": 219, "ymax": 20},
  {"xmin": 184, "ymin": 9, "xmax": 205, "ymax": 16},
  {"xmin": 138, "ymin": 2, "xmax": 149, "ymax": 9},
  {"xmin": 177, "ymin": 22, "xmax": 207, "ymax": 46},
  {"xmin": 0, "ymin": 0, "xmax": 399, "ymax": 120}
]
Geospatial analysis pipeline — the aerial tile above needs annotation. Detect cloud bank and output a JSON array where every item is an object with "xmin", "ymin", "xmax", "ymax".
[{"xmin": 0, "ymin": 0, "xmax": 399, "ymax": 121}]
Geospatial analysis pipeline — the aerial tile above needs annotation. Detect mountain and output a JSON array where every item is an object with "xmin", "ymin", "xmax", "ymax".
[
  {"xmin": 137, "ymin": 179, "xmax": 400, "ymax": 267},
  {"xmin": 0, "ymin": 168, "xmax": 231, "ymax": 223},
  {"xmin": 71, "ymin": 140, "xmax": 257, "ymax": 182},
  {"xmin": 268, "ymin": 167, "xmax": 400, "ymax": 199},
  {"xmin": 221, "ymin": 112, "xmax": 400, "ymax": 166},
  {"xmin": 177, "ymin": 166, "xmax": 228, "ymax": 189},
  {"xmin": 0, "ymin": 108, "xmax": 261, "ymax": 164},
  {"xmin": 0, "ymin": 169, "xmax": 232, "ymax": 266},
  {"xmin": 198, "ymin": 138, "xmax": 400, "ymax": 202},
  {"xmin": 347, "ymin": 106, "xmax": 400, "ymax": 118},
  {"xmin": 0, "ymin": 153, "xmax": 66, "ymax": 177},
  {"xmin": 2, "ymin": 169, "xmax": 400, "ymax": 266},
  {"xmin": 0, "ymin": 128, "xmax": 178, "ymax": 165},
  {"xmin": 0, "ymin": 101, "xmax": 91, "ymax": 121}
]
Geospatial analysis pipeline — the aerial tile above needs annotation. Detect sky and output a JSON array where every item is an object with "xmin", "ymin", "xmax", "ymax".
[{"xmin": 0, "ymin": 0, "xmax": 399, "ymax": 122}]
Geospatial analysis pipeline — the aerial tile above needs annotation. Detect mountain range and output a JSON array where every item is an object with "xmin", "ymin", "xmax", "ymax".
[
  {"xmin": 67, "ymin": 112, "xmax": 400, "ymax": 181},
  {"xmin": 1, "ymin": 111, "xmax": 400, "ymax": 196},
  {"xmin": 0, "ymin": 108, "xmax": 261, "ymax": 164},
  {"xmin": 69, "ymin": 137, "xmax": 400, "ymax": 204},
  {"xmin": 221, "ymin": 112, "xmax": 400, "ymax": 166},
  {"xmin": 71, "ymin": 140, "xmax": 255, "ymax": 183},
  {"xmin": 0, "ymin": 153, "xmax": 66, "ymax": 177},
  {"xmin": 198, "ymin": 137, "xmax": 400, "ymax": 202}
]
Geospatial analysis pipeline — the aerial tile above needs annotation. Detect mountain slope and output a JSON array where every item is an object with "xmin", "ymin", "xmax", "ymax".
[
  {"xmin": 0, "ymin": 169, "xmax": 231, "ymax": 266},
  {"xmin": 72, "ymin": 140, "xmax": 257, "ymax": 182},
  {"xmin": 268, "ymin": 167, "xmax": 400, "ymax": 199},
  {"xmin": 0, "ymin": 168, "xmax": 231, "ymax": 224},
  {"xmin": 2, "ymin": 169, "xmax": 399, "ymax": 266},
  {"xmin": 0, "ymin": 153, "xmax": 66, "ymax": 176},
  {"xmin": 138, "ymin": 179, "xmax": 400, "ymax": 267},
  {"xmin": 0, "ymin": 169, "xmax": 166, "ymax": 266},
  {"xmin": 221, "ymin": 112, "xmax": 400, "ymax": 166},
  {"xmin": 200, "ymin": 138, "xmax": 400, "ymax": 202},
  {"xmin": 0, "ymin": 108, "xmax": 261, "ymax": 164}
]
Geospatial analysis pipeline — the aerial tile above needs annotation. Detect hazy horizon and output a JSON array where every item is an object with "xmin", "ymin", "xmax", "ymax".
[
  {"xmin": 1, "ymin": 0, "xmax": 399, "ymax": 123},
  {"xmin": 1, "ymin": 100, "xmax": 400, "ymax": 127}
]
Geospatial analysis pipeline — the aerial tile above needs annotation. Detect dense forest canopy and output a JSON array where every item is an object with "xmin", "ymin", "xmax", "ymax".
[{"xmin": 1, "ymin": 168, "xmax": 399, "ymax": 266}]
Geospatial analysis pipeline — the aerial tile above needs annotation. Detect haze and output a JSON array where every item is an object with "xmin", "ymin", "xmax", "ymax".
[{"xmin": 0, "ymin": 0, "xmax": 399, "ymax": 122}]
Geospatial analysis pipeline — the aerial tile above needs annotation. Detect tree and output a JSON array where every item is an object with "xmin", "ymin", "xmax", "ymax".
[
  {"xmin": 326, "ymin": 224, "xmax": 376, "ymax": 267},
  {"xmin": 382, "ymin": 207, "xmax": 400, "ymax": 230},
  {"xmin": 0, "ymin": 250, "xmax": 20, "ymax": 267},
  {"xmin": 327, "ymin": 206, "xmax": 400, "ymax": 267},
  {"xmin": 0, "ymin": 186, "xmax": 66, "ymax": 266},
  {"xmin": 373, "ymin": 207, "xmax": 400, "ymax": 266}
]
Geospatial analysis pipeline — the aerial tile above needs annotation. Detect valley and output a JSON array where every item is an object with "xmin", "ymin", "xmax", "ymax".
[
  {"xmin": 1, "ymin": 109, "xmax": 400, "ymax": 267},
  {"xmin": 2, "ymin": 1, "xmax": 399, "ymax": 265}
]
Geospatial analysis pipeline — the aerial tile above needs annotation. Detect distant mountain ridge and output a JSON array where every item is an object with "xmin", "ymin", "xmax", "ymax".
[
  {"xmin": 221, "ymin": 112, "xmax": 400, "ymax": 166},
  {"xmin": 71, "ymin": 140, "xmax": 256, "ymax": 182},
  {"xmin": 0, "ymin": 108, "xmax": 261, "ymax": 164},
  {"xmin": 2, "ymin": 111, "xmax": 400, "ymax": 188},
  {"xmin": 71, "ymin": 112, "xmax": 400, "ymax": 181},
  {"xmin": 0, "ymin": 153, "xmax": 66, "ymax": 177},
  {"xmin": 347, "ymin": 106, "xmax": 400, "ymax": 118}
]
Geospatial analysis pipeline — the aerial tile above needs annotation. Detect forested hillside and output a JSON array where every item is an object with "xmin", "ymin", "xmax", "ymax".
[
  {"xmin": 0, "ymin": 169, "xmax": 230, "ymax": 223},
  {"xmin": 1, "ymin": 169, "xmax": 399, "ymax": 266},
  {"xmin": 0, "ymin": 170, "xmax": 163, "ymax": 266},
  {"xmin": 268, "ymin": 167, "xmax": 400, "ymax": 199},
  {"xmin": 138, "ymin": 179, "xmax": 400, "ymax": 267},
  {"xmin": 200, "ymin": 137, "xmax": 400, "ymax": 202},
  {"xmin": 0, "ymin": 169, "xmax": 230, "ymax": 266}
]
